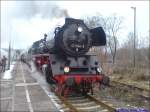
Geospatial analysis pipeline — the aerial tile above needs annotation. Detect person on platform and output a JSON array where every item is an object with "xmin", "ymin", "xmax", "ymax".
[
  {"xmin": 2, "ymin": 56, "xmax": 7, "ymax": 72},
  {"xmin": 0, "ymin": 58, "xmax": 2, "ymax": 72}
]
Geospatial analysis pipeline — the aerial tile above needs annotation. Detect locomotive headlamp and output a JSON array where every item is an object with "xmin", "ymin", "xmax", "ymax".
[
  {"xmin": 64, "ymin": 66, "xmax": 70, "ymax": 73},
  {"xmin": 97, "ymin": 67, "xmax": 102, "ymax": 73},
  {"xmin": 77, "ymin": 26, "xmax": 83, "ymax": 32}
]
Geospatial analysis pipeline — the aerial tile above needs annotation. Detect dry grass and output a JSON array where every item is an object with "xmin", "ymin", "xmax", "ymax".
[{"xmin": 102, "ymin": 63, "xmax": 150, "ymax": 90}]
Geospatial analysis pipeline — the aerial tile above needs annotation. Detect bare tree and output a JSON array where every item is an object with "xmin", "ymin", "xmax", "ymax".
[
  {"xmin": 127, "ymin": 32, "xmax": 136, "ymax": 67},
  {"xmin": 106, "ymin": 15, "xmax": 123, "ymax": 64},
  {"xmin": 84, "ymin": 14, "xmax": 123, "ymax": 64},
  {"xmin": 119, "ymin": 32, "xmax": 149, "ymax": 68},
  {"xmin": 84, "ymin": 15, "xmax": 103, "ymax": 28},
  {"xmin": 118, "ymin": 32, "xmax": 134, "ymax": 66}
]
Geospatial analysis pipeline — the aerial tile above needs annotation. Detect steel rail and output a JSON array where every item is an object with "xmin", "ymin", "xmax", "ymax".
[
  {"xmin": 110, "ymin": 80, "xmax": 150, "ymax": 99},
  {"xmin": 53, "ymin": 89, "xmax": 116, "ymax": 112},
  {"xmin": 50, "ymin": 87, "xmax": 80, "ymax": 112},
  {"xmin": 56, "ymin": 93, "xmax": 80, "ymax": 112},
  {"xmin": 85, "ymin": 94, "xmax": 116, "ymax": 112},
  {"xmin": 111, "ymin": 80, "xmax": 150, "ymax": 92}
]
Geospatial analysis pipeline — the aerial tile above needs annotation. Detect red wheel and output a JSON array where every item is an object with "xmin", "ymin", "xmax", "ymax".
[
  {"xmin": 63, "ymin": 86, "xmax": 69, "ymax": 97},
  {"xmin": 55, "ymin": 84, "xmax": 63, "ymax": 95}
]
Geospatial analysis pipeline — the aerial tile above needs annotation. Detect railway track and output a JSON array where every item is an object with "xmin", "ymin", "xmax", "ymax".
[
  {"xmin": 48, "ymin": 82, "xmax": 150, "ymax": 112},
  {"xmin": 54, "ymin": 92, "xmax": 116, "ymax": 112},
  {"xmin": 110, "ymin": 80, "xmax": 150, "ymax": 100},
  {"xmin": 44, "ymin": 78, "xmax": 150, "ymax": 112},
  {"xmin": 47, "ymin": 80, "xmax": 149, "ymax": 112}
]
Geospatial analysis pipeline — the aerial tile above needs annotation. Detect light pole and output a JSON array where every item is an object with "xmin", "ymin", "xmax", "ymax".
[
  {"xmin": 0, "ymin": 35, "xmax": 1, "ymax": 58},
  {"xmin": 8, "ymin": 41, "xmax": 11, "ymax": 70},
  {"xmin": 131, "ymin": 7, "xmax": 136, "ymax": 67}
]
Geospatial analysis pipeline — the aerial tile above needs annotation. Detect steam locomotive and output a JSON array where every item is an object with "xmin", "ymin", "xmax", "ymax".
[
  {"xmin": 29, "ymin": 34, "xmax": 50, "ymax": 71},
  {"xmin": 30, "ymin": 18, "xmax": 109, "ymax": 96}
]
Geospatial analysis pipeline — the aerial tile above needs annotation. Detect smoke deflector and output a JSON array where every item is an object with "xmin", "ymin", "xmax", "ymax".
[{"xmin": 90, "ymin": 27, "xmax": 106, "ymax": 46}]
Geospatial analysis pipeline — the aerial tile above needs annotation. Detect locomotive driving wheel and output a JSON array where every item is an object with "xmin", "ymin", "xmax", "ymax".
[
  {"xmin": 81, "ymin": 81, "xmax": 88, "ymax": 95},
  {"xmin": 55, "ymin": 84, "xmax": 62, "ymax": 96},
  {"xmin": 55, "ymin": 84, "xmax": 70, "ymax": 97},
  {"xmin": 61, "ymin": 85, "xmax": 69, "ymax": 97},
  {"xmin": 81, "ymin": 80, "xmax": 94, "ymax": 95},
  {"xmin": 45, "ymin": 66, "xmax": 55, "ymax": 84}
]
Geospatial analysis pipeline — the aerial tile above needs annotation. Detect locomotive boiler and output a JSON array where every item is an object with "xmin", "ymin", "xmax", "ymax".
[
  {"xmin": 52, "ymin": 18, "xmax": 106, "ymax": 56},
  {"xmin": 31, "ymin": 18, "xmax": 109, "ymax": 96}
]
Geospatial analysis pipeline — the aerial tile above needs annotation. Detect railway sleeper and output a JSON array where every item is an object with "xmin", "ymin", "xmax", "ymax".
[
  {"xmin": 77, "ymin": 105, "xmax": 105, "ymax": 112},
  {"xmin": 67, "ymin": 96, "xmax": 86, "ymax": 100},
  {"xmin": 72, "ymin": 101, "xmax": 96, "ymax": 107},
  {"xmin": 68, "ymin": 98, "xmax": 90, "ymax": 103}
]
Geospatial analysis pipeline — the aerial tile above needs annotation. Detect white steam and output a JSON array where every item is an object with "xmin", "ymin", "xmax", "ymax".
[{"xmin": 1, "ymin": 1, "xmax": 69, "ymax": 49}]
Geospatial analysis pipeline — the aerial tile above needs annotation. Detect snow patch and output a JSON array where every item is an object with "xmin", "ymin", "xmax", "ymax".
[
  {"xmin": 30, "ymin": 61, "xmax": 36, "ymax": 73},
  {"xmin": 3, "ymin": 64, "xmax": 15, "ymax": 80}
]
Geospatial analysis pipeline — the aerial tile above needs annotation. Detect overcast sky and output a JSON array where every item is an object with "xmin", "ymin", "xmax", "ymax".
[{"xmin": 1, "ymin": 1, "xmax": 149, "ymax": 49}]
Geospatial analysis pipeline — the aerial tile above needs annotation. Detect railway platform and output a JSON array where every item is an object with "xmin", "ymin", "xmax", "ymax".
[{"xmin": 0, "ymin": 61, "xmax": 59, "ymax": 112}]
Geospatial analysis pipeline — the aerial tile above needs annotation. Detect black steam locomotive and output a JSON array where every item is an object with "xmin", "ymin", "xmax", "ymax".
[{"xmin": 30, "ymin": 18, "xmax": 109, "ymax": 96}]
